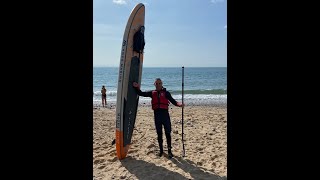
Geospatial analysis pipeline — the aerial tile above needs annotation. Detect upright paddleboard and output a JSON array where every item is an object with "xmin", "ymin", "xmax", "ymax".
[{"xmin": 116, "ymin": 3, "xmax": 145, "ymax": 160}]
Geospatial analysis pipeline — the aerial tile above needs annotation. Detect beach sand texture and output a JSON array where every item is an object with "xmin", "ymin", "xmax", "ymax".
[{"xmin": 93, "ymin": 105, "xmax": 227, "ymax": 180}]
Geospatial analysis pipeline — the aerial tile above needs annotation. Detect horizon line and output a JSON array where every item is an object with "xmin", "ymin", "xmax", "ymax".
[{"xmin": 93, "ymin": 66, "xmax": 227, "ymax": 68}]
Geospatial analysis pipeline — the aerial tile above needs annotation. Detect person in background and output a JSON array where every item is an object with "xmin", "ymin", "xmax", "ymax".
[{"xmin": 101, "ymin": 85, "xmax": 107, "ymax": 107}]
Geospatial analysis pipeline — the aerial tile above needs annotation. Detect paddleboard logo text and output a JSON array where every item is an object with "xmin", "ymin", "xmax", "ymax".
[{"xmin": 119, "ymin": 41, "xmax": 126, "ymax": 83}]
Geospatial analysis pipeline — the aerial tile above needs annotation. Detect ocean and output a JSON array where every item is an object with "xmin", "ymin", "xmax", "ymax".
[{"xmin": 93, "ymin": 67, "xmax": 227, "ymax": 107}]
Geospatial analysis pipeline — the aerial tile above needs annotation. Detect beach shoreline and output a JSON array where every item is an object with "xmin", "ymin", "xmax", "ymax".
[
  {"xmin": 93, "ymin": 105, "xmax": 227, "ymax": 180},
  {"xmin": 93, "ymin": 96, "xmax": 227, "ymax": 109}
]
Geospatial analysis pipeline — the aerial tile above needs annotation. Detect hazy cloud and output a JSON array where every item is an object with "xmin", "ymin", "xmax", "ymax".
[
  {"xmin": 211, "ymin": 0, "xmax": 224, "ymax": 3},
  {"xmin": 113, "ymin": 0, "xmax": 127, "ymax": 5}
]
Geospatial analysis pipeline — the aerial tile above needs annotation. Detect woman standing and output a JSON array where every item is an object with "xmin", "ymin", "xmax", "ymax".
[{"xmin": 101, "ymin": 85, "xmax": 107, "ymax": 107}]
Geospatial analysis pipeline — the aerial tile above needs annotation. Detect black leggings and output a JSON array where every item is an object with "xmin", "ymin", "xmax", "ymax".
[
  {"xmin": 154, "ymin": 109, "xmax": 171, "ymax": 134},
  {"xmin": 154, "ymin": 109, "xmax": 172, "ymax": 149}
]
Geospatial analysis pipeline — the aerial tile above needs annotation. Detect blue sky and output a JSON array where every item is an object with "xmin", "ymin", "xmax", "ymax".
[{"xmin": 93, "ymin": 0, "xmax": 227, "ymax": 67}]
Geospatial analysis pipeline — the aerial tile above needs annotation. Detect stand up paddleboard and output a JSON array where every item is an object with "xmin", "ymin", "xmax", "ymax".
[{"xmin": 115, "ymin": 3, "xmax": 145, "ymax": 160}]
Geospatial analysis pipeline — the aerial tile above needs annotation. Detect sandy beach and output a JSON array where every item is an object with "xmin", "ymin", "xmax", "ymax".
[{"xmin": 93, "ymin": 104, "xmax": 227, "ymax": 180}]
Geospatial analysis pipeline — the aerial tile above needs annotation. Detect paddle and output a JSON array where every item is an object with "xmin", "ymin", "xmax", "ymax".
[{"xmin": 182, "ymin": 66, "xmax": 185, "ymax": 157}]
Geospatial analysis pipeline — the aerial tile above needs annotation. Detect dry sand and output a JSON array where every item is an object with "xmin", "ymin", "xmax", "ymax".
[{"xmin": 93, "ymin": 105, "xmax": 227, "ymax": 180}]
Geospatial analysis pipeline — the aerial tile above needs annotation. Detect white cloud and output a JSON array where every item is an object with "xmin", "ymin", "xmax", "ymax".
[
  {"xmin": 224, "ymin": 25, "xmax": 227, "ymax": 29},
  {"xmin": 113, "ymin": 0, "xmax": 127, "ymax": 5},
  {"xmin": 112, "ymin": 0, "xmax": 149, "ymax": 6},
  {"xmin": 211, "ymin": 0, "xmax": 224, "ymax": 3}
]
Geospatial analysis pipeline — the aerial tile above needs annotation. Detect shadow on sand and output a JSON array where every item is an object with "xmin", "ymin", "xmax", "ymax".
[
  {"xmin": 121, "ymin": 155, "xmax": 227, "ymax": 180},
  {"xmin": 171, "ymin": 156, "xmax": 227, "ymax": 180}
]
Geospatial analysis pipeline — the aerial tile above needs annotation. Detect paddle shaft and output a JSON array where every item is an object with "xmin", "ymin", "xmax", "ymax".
[{"xmin": 182, "ymin": 66, "xmax": 185, "ymax": 157}]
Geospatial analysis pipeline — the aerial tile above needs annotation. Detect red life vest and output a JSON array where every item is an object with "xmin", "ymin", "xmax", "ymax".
[{"xmin": 151, "ymin": 90, "xmax": 169, "ymax": 110}]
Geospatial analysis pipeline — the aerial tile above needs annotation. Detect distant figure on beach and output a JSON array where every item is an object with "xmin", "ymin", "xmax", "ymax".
[
  {"xmin": 101, "ymin": 85, "xmax": 107, "ymax": 107},
  {"xmin": 133, "ymin": 78, "xmax": 184, "ymax": 159}
]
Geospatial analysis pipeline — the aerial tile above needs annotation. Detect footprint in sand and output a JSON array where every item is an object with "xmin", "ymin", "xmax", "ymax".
[
  {"xmin": 132, "ymin": 144, "xmax": 139, "ymax": 148},
  {"xmin": 93, "ymin": 159, "xmax": 100, "ymax": 164},
  {"xmin": 211, "ymin": 155, "xmax": 219, "ymax": 161},
  {"xmin": 197, "ymin": 161, "xmax": 203, "ymax": 166},
  {"xmin": 97, "ymin": 153, "xmax": 105, "ymax": 158},
  {"xmin": 146, "ymin": 150, "xmax": 154, "ymax": 155},
  {"xmin": 128, "ymin": 149, "xmax": 138, "ymax": 154},
  {"xmin": 101, "ymin": 144, "xmax": 109, "ymax": 149},
  {"xmin": 105, "ymin": 149, "xmax": 115, "ymax": 154},
  {"xmin": 98, "ymin": 165, "xmax": 105, "ymax": 169},
  {"xmin": 196, "ymin": 147, "xmax": 204, "ymax": 151},
  {"xmin": 107, "ymin": 157, "xmax": 118, "ymax": 162},
  {"xmin": 94, "ymin": 159, "xmax": 105, "ymax": 164},
  {"xmin": 147, "ymin": 144, "xmax": 156, "ymax": 149}
]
